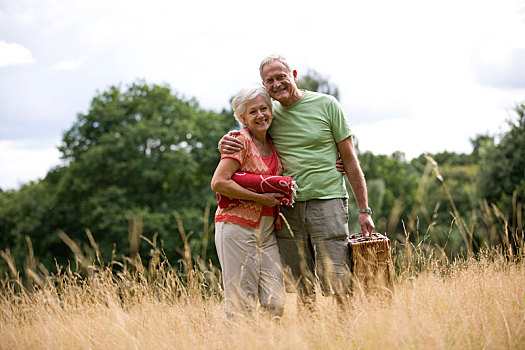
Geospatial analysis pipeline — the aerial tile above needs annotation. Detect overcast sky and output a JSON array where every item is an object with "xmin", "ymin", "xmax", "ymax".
[{"xmin": 1, "ymin": 0, "xmax": 525, "ymax": 190}]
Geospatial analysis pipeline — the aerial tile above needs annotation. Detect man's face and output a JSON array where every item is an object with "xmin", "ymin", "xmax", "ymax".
[{"xmin": 261, "ymin": 61, "xmax": 299, "ymax": 106}]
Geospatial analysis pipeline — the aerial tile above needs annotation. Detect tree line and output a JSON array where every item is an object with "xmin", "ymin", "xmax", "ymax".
[{"xmin": 1, "ymin": 76, "xmax": 524, "ymax": 275}]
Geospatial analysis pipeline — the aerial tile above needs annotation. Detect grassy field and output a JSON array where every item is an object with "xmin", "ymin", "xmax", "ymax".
[{"xmin": 1, "ymin": 233, "xmax": 524, "ymax": 350}]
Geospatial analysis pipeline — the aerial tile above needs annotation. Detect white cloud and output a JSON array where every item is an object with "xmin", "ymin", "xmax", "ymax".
[
  {"xmin": 0, "ymin": 139, "xmax": 61, "ymax": 190},
  {"xmin": 0, "ymin": 40, "xmax": 36, "ymax": 67},
  {"xmin": 53, "ymin": 56, "xmax": 87, "ymax": 70}
]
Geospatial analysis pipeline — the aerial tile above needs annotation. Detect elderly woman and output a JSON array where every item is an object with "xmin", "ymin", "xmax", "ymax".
[{"xmin": 211, "ymin": 87, "xmax": 286, "ymax": 319}]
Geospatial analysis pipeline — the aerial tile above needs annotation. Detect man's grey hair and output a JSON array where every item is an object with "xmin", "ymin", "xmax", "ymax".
[
  {"xmin": 259, "ymin": 54, "xmax": 292, "ymax": 79},
  {"xmin": 231, "ymin": 87, "xmax": 272, "ymax": 128}
]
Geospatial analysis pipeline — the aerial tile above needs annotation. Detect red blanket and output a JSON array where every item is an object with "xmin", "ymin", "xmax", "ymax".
[{"xmin": 216, "ymin": 172, "xmax": 296, "ymax": 208}]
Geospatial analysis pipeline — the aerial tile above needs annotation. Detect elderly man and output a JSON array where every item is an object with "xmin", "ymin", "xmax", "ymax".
[{"xmin": 219, "ymin": 55, "xmax": 374, "ymax": 306}]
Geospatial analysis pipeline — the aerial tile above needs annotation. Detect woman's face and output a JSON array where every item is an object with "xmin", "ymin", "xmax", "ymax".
[{"xmin": 241, "ymin": 95, "xmax": 272, "ymax": 134}]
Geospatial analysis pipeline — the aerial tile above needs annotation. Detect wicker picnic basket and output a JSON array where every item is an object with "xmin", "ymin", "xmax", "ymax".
[{"xmin": 348, "ymin": 233, "xmax": 393, "ymax": 292}]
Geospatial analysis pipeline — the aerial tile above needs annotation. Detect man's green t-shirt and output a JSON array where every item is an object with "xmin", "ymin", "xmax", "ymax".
[{"xmin": 268, "ymin": 91, "xmax": 353, "ymax": 201}]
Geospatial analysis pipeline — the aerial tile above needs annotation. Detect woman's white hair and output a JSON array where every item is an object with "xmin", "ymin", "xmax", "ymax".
[{"xmin": 231, "ymin": 87, "xmax": 272, "ymax": 128}]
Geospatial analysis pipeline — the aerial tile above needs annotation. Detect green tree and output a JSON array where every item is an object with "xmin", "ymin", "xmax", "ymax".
[
  {"xmin": 476, "ymin": 102, "xmax": 525, "ymax": 227},
  {"xmin": 0, "ymin": 180, "xmax": 60, "ymax": 272},
  {"xmin": 297, "ymin": 69, "xmax": 340, "ymax": 99},
  {"xmin": 56, "ymin": 82, "xmax": 236, "ymax": 264},
  {"xmin": 407, "ymin": 152, "xmax": 479, "ymax": 254},
  {"xmin": 1, "ymin": 81, "xmax": 236, "ymax": 272},
  {"xmin": 470, "ymin": 134, "xmax": 494, "ymax": 162},
  {"xmin": 356, "ymin": 151, "xmax": 419, "ymax": 236}
]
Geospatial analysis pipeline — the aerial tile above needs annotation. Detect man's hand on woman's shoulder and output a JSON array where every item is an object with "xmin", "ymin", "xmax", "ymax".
[{"xmin": 218, "ymin": 130, "xmax": 244, "ymax": 154}]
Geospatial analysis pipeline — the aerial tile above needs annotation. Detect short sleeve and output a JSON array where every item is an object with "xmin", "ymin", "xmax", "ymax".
[
  {"xmin": 220, "ymin": 134, "xmax": 246, "ymax": 166},
  {"xmin": 328, "ymin": 96, "xmax": 353, "ymax": 143}
]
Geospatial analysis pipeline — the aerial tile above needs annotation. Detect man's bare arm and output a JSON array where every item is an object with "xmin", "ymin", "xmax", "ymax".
[{"xmin": 336, "ymin": 136, "xmax": 375, "ymax": 237}]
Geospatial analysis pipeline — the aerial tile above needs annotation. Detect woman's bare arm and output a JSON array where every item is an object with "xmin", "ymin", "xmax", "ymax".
[{"xmin": 211, "ymin": 158, "xmax": 282, "ymax": 207}]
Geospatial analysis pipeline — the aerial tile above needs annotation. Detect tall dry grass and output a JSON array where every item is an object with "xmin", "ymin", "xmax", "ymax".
[
  {"xmin": 1, "ymin": 157, "xmax": 524, "ymax": 349},
  {"xmin": 1, "ymin": 226, "xmax": 524, "ymax": 350}
]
